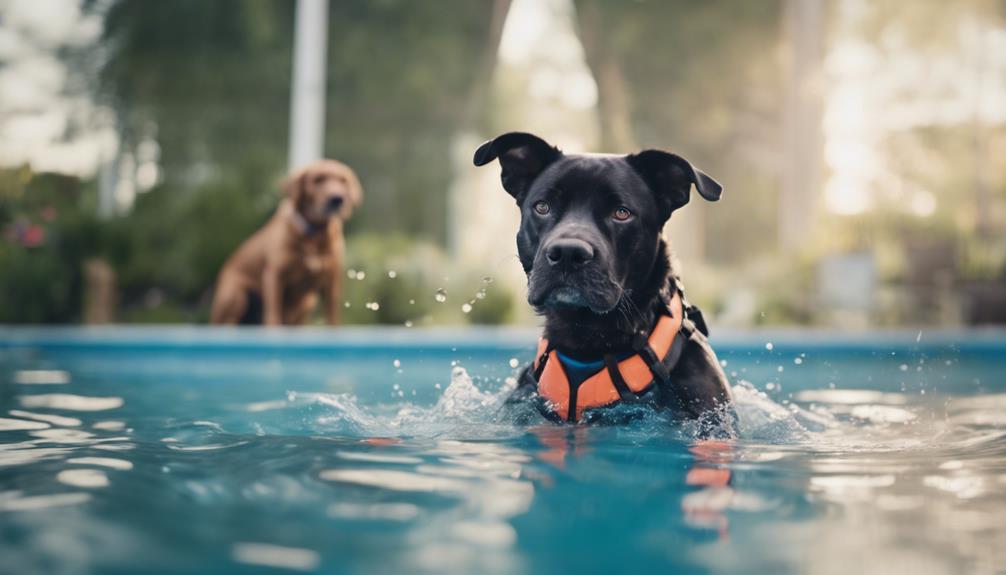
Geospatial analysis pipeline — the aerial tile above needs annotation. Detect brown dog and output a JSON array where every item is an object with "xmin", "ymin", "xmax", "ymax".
[{"xmin": 210, "ymin": 160, "xmax": 362, "ymax": 326}]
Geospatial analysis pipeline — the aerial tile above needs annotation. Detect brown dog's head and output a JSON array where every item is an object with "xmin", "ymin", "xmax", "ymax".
[{"xmin": 283, "ymin": 160, "xmax": 363, "ymax": 225}]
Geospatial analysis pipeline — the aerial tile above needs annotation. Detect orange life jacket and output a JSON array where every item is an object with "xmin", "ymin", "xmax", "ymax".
[{"xmin": 527, "ymin": 290, "xmax": 691, "ymax": 423}]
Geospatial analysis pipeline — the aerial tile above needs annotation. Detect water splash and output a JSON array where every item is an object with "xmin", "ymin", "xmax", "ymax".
[
  {"xmin": 286, "ymin": 367, "xmax": 521, "ymax": 440},
  {"xmin": 727, "ymin": 381, "xmax": 836, "ymax": 442}
]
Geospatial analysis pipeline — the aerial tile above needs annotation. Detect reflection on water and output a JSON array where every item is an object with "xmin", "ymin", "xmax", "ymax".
[
  {"xmin": 18, "ymin": 394, "xmax": 123, "ymax": 411},
  {"xmin": 0, "ymin": 417, "xmax": 50, "ymax": 431},
  {"xmin": 0, "ymin": 492, "xmax": 92, "ymax": 512},
  {"xmin": 56, "ymin": 468, "xmax": 110, "ymax": 488},
  {"xmin": 66, "ymin": 457, "xmax": 133, "ymax": 470},
  {"xmin": 12, "ymin": 369, "xmax": 71, "ymax": 385},
  {"xmin": 0, "ymin": 344, "xmax": 1004, "ymax": 574},
  {"xmin": 231, "ymin": 542, "xmax": 321, "ymax": 572},
  {"xmin": 9, "ymin": 409, "xmax": 82, "ymax": 427}
]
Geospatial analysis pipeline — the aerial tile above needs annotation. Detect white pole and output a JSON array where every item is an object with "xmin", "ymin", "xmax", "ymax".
[
  {"xmin": 288, "ymin": 0, "xmax": 329, "ymax": 171},
  {"xmin": 780, "ymin": 0, "xmax": 823, "ymax": 251}
]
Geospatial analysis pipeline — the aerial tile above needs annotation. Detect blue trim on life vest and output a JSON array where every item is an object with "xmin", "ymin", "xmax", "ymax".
[{"xmin": 554, "ymin": 351, "xmax": 604, "ymax": 383}]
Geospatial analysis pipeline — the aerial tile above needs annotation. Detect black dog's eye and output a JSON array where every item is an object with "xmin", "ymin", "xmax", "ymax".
[
  {"xmin": 613, "ymin": 207, "xmax": 632, "ymax": 221},
  {"xmin": 533, "ymin": 201, "xmax": 550, "ymax": 216}
]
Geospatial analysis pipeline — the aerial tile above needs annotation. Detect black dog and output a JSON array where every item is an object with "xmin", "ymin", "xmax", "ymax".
[{"xmin": 474, "ymin": 132, "xmax": 734, "ymax": 432}]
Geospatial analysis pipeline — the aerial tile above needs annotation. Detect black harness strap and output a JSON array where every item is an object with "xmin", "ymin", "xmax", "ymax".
[
  {"xmin": 604, "ymin": 354, "xmax": 635, "ymax": 401},
  {"xmin": 565, "ymin": 361, "xmax": 579, "ymax": 422},
  {"xmin": 532, "ymin": 344, "xmax": 553, "ymax": 380},
  {"xmin": 639, "ymin": 327, "xmax": 690, "ymax": 411},
  {"xmin": 639, "ymin": 344, "xmax": 671, "ymax": 384}
]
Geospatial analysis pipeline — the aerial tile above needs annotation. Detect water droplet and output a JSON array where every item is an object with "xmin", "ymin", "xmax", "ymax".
[
  {"xmin": 343, "ymin": 301, "xmax": 351, "ymax": 308},
  {"xmin": 387, "ymin": 270, "xmax": 397, "ymax": 279},
  {"xmin": 347, "ymin": 268, "xmax": 357, "ymax": 279},
  {"xmin": 408, "ymin": 299, "xmax": 415, "ymax": 305},
  {"xmin": 365, "ymin": 302, "xmax": 380, "ymax": 311},
  {"xmin": 508, "ymin": 358, "xmax": 519, "ymax": 369},
  {"xmin": 720, "ymin": 359, "xmax": 728, "ymax": 367},
  {"xmin": 482, "ymin": 276, "xmax": 494, "ymax": 284},
  {"xmin": 777, "ymin": 366, "xmax": 784, "ymax": 372},
  {"xmin": 899, "ymin": 364, "xmax": 908, "ymax": 372},
  {"xmin": 392, "ymin": 383, "xmax": 400, "ymax": 390},
  {"xmin": 434, "ymin": 288, "xmax": 447, "ymax": 303},
  {"xmin": 404, "ymin": 320, "xmax": 413, "ymax": 328},
  {"xmin": 765, "ymin": 342, "xmax": 774, "ymax": 351},
  {"xmin": 434, "ymin": 383, "xmax": 441, "ymax": 390},
  {"xmin": 393, "ymin": 359, "xmax": 401, "ymax": 368},
  {"xmin": 794, "ymin": 357, "xmax": 803, "ymax": 365},
  {"xmin": 461, "ymin": 303, "xmax": 472, "ymax": 314},
  {"xmin": 475, "ymin": 288, "xmax": 487, "ymax": 300},
  {"xmin": 766, "ymin": 382, "xmax": 776, "ymax": 391},
  {"xmin": 356, "ymin": 271, "xmax": 366, "ymax": 280}
]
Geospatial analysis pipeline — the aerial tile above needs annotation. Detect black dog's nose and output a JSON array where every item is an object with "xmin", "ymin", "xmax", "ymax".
[
  {"xmin": 326, "ymin": 196, "xmax": 344, "ymax": 210},
  {"xmin": 545, "ymin": 239, "xmax": 594, "ymax": 268}
]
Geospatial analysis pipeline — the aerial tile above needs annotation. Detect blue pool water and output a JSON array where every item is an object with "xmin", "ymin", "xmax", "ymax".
[{"xmin": 1, "ymin": 327, "xmax": 1004, "ymax": 574}]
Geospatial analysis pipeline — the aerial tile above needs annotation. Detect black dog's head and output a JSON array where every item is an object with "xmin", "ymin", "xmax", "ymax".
[{"xmin": 474, "ymin": 132, "xmax": 721, "ymax": 316}]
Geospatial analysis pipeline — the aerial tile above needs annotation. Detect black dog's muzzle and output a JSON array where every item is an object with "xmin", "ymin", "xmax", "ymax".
[{"xmin": 544, "ymin": 238, "xmax": 594, "ymax": 270}]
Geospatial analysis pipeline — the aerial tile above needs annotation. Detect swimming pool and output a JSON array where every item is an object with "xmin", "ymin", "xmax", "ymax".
[{"xmin": 1, "ymin": 326, "xmax": 1004, "ymax": 574}]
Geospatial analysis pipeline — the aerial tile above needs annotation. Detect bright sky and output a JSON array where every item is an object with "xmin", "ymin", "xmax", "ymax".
[
  {"xmin": 0, "ymin": 0, "xmax": 114, "ymax": 176},
  {"xmin": 498, "ymin": 0, "xmax": 597, "ymax": 113},
  {"xmin": 823, "ymin": 0, "xmax": 1006, "ymax": 215}
]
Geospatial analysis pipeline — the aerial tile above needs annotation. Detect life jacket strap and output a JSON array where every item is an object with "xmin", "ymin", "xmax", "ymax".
[
  {"xmin": 603, "ymin": 354, "xmax": 635, "ymax": 401},
  {"xmin": 638, "ymin": 344, "xmax": 671, "ymax": 384},
  {"xmin": 532, "ymin": 343, "xmax": 553, "ymax": 380}
]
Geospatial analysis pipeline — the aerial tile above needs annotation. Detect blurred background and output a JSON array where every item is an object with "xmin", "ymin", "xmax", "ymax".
[{"xmin": 0, "ymin": 0, "xmax": 1003, "ymax": 328}]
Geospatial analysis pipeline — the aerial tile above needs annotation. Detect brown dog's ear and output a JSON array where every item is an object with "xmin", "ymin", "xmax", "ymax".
[
  {"xmin": 283, "ymin": 168, "xmax": 308, "ymax": 204},
  {"xmin": 473, "ymin": 132, "xmax": 562, "ymax": 202},
  {"xmin": 336, "ymin": 162, "xmax": 363, "ymax": 208},
  {"xmin": 626, "ymin": 150, "xmax": 722, "ymax": 218}
]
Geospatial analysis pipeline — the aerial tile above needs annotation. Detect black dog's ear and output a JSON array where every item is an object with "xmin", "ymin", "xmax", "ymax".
[
  {"xmin": 626, "ymin": 150, "xmax": 722, "ymax": 217},
  {"xmin": 473, "ymin": 132, "xmax": 562, "ymax": 202}
]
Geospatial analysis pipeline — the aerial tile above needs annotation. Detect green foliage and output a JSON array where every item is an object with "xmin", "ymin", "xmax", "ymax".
[
  {"xmin": 88, "ymin": 0, "xmax": 500, "ymax": 246},
  {"xmin": 53, "ymin": 0, "xmax": 510, "ymax": 324},
  {"xmin": 117, "ymin": 180, "xmax": 272, "ymax": 302},
  {"xmin": 92, "ymin": 0, "xmax": 293, "ymax": 181},
  {"xmin": 574, "ymin": 0, "xmax": 784, "ymax": 263},
  {"xmin": 0, "ymin": 170, "xmax": 107, "ymax": 323},
  {"xmin": 0, "ymin": 169, "xmax": 517, "ymax": 325},
  {"xmin": 338, "ymin": 233, "xmax": 512, "ymax": 326}
]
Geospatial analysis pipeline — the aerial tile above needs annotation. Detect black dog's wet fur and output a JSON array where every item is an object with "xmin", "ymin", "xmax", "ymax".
[{"xmin": 474, "ymin": 132, "xmax": 736, "ymax": 428}]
